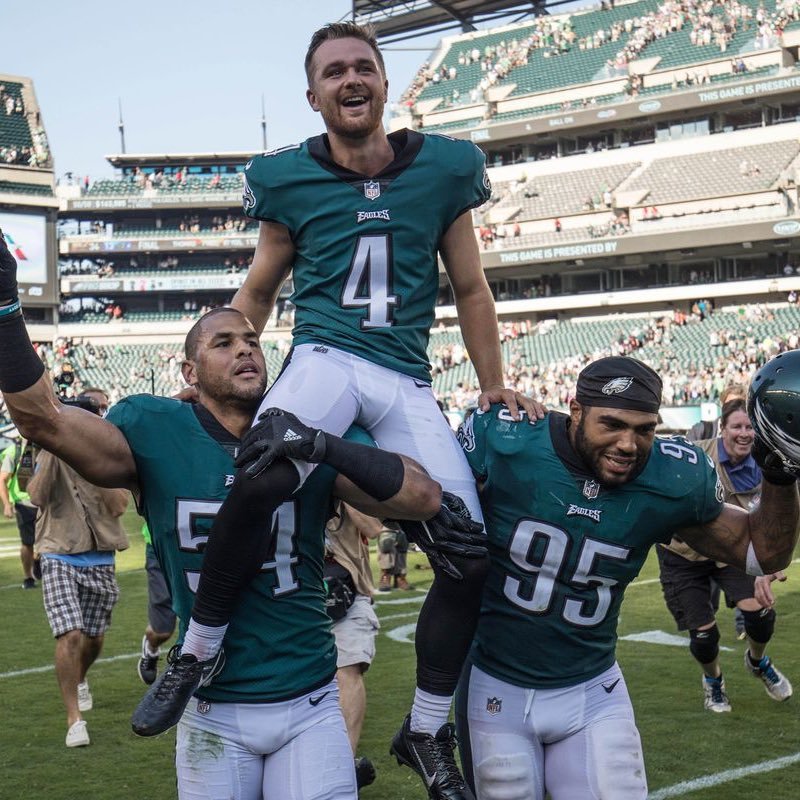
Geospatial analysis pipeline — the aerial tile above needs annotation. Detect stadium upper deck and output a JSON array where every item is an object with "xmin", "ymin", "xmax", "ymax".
[{"xmin": 391, "ymin": 0, "xmax": 800, "ymax": 148}]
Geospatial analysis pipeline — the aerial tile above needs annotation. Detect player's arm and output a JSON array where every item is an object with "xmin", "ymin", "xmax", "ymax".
[
  {"xmin": 4, "ymin": 374, "xmax": 139, "ymax": 491},
  {"xmin": 440, "ymin": 211, "xmax": 543, "ymax": 422},
  {"xmin": 333, "ymin": 455, "xmax": 441, "ymax": 520},
  {"xmin": 234, "ymin": 408, "xmax": 441, "ymax": 519},
  {"xmin": 676, "ymin": 480, "xmax": 799, "ymax": 574},
  {"xmin": 0, "ymin": 231, "xmax": 138, "ymax": 491},
  {"xmin": 0, "ymin": 469, "xmax": 13, "ymax": 516},
  {"xmin": 230, "ymin": 221, "xmax": 294, "ymax": 336}
]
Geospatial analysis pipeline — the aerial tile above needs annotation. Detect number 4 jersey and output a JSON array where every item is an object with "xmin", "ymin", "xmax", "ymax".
[
  {"xmin": 242, "ymin": 129, "xmax": 490, "ymax": 382},
  {"xmin": 108, "ymin": 395, "xmax": 343, "ymax": 704},
  {"xmin": 459, "ymin": 406, "xmax": 724, "ymax": 689}
]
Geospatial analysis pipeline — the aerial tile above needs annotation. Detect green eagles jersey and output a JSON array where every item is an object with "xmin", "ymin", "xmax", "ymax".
[
  {"xmin": 108, "ymin": 395, "xmax": 351, "ymax": 704},
  {"xmin": 459, "ymin": 406, "xmax": 724, "ymax": 689},
  {"xmin": 242, "ymin": 129, "xmax": 490, "ymax": 382}
]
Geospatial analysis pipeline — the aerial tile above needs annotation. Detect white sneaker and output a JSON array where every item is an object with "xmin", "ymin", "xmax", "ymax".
[
  {"xmin": 745, "ymin": 651, "xmax": 793, "ymax": 701},
  {"xmin": 703, "ymin": 674, "xmax": 732, "ymax": 712},
  {"xmin": 77, "ymin": 681, "xmax": 93, "ymax": 712},
  {"xmin": 65, "ymin": 720, "xmax": 90, "ymax": 748}
]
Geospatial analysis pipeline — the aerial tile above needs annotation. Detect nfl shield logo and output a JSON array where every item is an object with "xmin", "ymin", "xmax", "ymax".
[
  {"xmin": 583, "ymin": 479, "xmax": 600, "ymax": 500},
  {"xmin": 486, "ymin": 697, "xmax": 502, "ymax": 715},
  {"xmin": 363, "ymin": 180, "xmax": 381, "ymax": 200},
  {"xmin": 197, "ymin": 700, "xmax": 211, "ymax": 715}
]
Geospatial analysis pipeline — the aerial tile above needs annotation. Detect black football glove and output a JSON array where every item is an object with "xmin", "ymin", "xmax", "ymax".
[
  {"xmin": 396, "ymin": 491, "xmax": 487, "ymax": 581},
  {"xmin": 0, "ymin": 229, "xmax": 19, "ymax": 303},
  {"xmin": 235, "ymin": 408, "xmax": 326, "ymax": 478},
  {"xmin": 752, "ymin": 432, "xmax": 798, "ymax": 485}
]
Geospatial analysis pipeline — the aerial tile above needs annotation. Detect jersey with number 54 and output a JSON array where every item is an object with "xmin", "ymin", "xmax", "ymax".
[
  {"xmin": 459, "ymin": 407, "xmax": 724, "ymax": 689},
  {"xmin": 242, "ymin": 129, "xmax": 490, "ymax": 382},
  {"xmin": 107, "ymin": 394, "xmax": 344, "ymax": 704}
]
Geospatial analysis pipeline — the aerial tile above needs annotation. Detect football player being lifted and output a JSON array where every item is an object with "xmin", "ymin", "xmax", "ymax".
[
  {"xmin": 133, "ymin": 20, "xmax": 542, "ymax": 800},
  {"xmin": 454, "ymin": 355, "xmax": 799, "ymax": 800}
]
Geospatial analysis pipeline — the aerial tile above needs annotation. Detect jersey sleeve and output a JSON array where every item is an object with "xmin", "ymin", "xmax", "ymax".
[
  {"xmin": 105, "ymin": 397, "xmax": 136, "ymax": 440},
  {"xmin": 242, "ymin": 149, "xmax": 299, "ymax": 228},
  {"xmin": 457, "ymin": 409, "xmax": 490, "ymax": 480},
  {"xmin": 470, "ymin": 143, "xmax": 492, "ymax": 211},
  {"xmin": 432, "ymin": 136, "xmax": 491, "ymax": 227},
  {"xmin": 673, "ymin": 448, "xmax": 725, "ymax": 534},
  {"xmin": 456, "ymin": 141, "xmax": 491, "ymax": 221}
]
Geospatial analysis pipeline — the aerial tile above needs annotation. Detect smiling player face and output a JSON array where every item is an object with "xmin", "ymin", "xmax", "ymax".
[
  {"xmin": 570, "ymin": 402, "xmax": 658, "ymax": 486},
  {"xmin": 306, "ymin": 37, "xmax": 388, "ymax": 140}
]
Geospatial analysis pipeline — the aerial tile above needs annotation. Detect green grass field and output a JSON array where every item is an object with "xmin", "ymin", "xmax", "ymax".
[{"xmin": 1, "ymin": 506, "xmax": 799, "ymax": 800}]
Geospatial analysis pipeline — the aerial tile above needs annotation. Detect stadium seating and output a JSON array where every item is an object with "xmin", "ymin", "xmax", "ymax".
[
  {"xmin": 63, "ymin": 340, "xmax": 288, "ymax": 397},
  {"xmin": 622, "ymin": 139, "xmax": 800, "ymax": 204},
  {"xmin": 85, "ymin": 173, "xmax": 243, "ymax": 197},
  {"xmin": 428, "ymin": 304, "xmax": 800, "ymax": 402},
  {"xmin": 485, "ymin": 161, "xmax": 640, "ymax": 220},
  {"xmin": 0, "ymin": 80, "xmax": 32, "ymax": 149},
  {"xmin": 0, "ymin": 180, "xmax": 52, "ymax": 196}
]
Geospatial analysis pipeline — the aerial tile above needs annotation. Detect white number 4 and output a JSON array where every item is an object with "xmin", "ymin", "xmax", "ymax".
[{"xmin": 342, "ymin": 234, "xmax": 398, "ymax": 329}]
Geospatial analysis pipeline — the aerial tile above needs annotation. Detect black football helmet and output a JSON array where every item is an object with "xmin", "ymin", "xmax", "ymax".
[{"xmin": 748, "ymin": 349, "xmax": 800, "ymax": 476}]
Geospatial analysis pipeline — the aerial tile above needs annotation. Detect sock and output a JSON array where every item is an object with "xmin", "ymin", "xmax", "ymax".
[
  {"xmin": 181, "ymin": 620, "xmax": 228, "ymax": 661},
  {"xmin": 748, "ymin": 651, "xmax": 764, "ymax": 668},
  {"xmin": 410, "ymin": 688, "xmax": 453, "ymax": 735},
  {"xmin": 142, "ymin": 635, "xmax": 160, "ymax": 658}
]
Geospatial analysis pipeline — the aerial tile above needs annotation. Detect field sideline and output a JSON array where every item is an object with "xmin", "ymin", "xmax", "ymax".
[{"xmin": 1, "ymin": 507, "xmax": 798, "ymax": 800}]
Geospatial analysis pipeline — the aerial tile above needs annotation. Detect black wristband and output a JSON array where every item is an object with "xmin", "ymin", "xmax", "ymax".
[
  {"xmin": 0, "ymin": 312, "xmax": 45, "ymax": 393},
  {"xmin": 320, "ymin": 434, "xmax": 405, "ymax": 501}
]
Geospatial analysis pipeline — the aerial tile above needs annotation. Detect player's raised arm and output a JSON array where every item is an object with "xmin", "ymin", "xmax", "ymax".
[
  {"xmin": 677, "ymin": 352, "xmax": 800, "ymax": 573},
  {"xmin": 230, "ymin": 221, "xmax": 294, "ymax": 336},
  {"xmin": 440, "ymin": 210, "xmax": 543, "ymax": 423},
  {"xmin": 0, "ymin": 231, "xmax": 137, "ymax": 491},
  {"xmin": 676, "ymin": 480, "xmax": 799, "ymax": 574}
]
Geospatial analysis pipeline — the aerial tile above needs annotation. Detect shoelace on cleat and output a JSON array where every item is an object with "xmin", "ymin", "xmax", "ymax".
[
  {"xmin": 427, "ymin": 726, "xmax": 467, "ymax": 790},
  {"xmin": 761, "ymin": 661, "xmax": 781, "ymax": 685}
]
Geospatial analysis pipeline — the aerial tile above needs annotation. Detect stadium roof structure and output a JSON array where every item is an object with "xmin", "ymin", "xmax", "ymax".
[
  {"xmin": 105, "ymin": 152, "xmax": 253, "ymax": 168},
  {"xmin": 352, "ymin": 0, "xmax": 557, "ymax": 43}
]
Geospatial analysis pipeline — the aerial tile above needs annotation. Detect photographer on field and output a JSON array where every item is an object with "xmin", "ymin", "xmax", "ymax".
[{"xmin": 27, "ymin": 387, "xmax": 130, "ymax": 749}]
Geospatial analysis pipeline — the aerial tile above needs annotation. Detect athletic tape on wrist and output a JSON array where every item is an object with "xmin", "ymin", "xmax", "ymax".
[
  {"xmin": 0, "ymin": 298, "xmax": 21, "ymax": 318},
  {"xmin": 745, "ymin": 542, "xmax": 765, "ymax": 576}
]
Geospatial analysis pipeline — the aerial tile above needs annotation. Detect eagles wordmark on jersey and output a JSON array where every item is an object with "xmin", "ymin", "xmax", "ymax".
[
  {"xmin": 459, "ymin": 405, "xmax": 724, "ymax": 689},
  {"xmin": 243, "ymin": 129, "xmax": 490, "ymax": 382}
]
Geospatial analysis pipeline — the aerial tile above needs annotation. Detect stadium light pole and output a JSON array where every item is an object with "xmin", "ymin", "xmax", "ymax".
[
  {"xmin": 261, "ymin": 95, "xmax": 267, "ymax": 152},
  {"xmin": 118, "ymin": 98, "xmax": 126, "ymax": 154}
]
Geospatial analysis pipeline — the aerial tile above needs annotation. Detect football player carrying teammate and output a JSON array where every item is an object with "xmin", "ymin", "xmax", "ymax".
[
  {"xmin": 454, "ymin": 356, "xmax": 799, "ymax": 800},
  {"xmin": 0, "ymin": 226, "xmax": 459, "ymax": 798}
]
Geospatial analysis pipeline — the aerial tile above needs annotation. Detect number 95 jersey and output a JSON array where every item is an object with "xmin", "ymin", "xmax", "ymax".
[
  {"xmin": 459, "ymin": 406, "xmax": 723, "ymax": 689},
  {"xmin": 242, "ymin": 129, "xmax": 490, "ymax": 383}
]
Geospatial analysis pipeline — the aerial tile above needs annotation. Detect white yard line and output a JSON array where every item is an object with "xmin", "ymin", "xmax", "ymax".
[
  {"xmin": 649, "ymin": 753, "xmax": 800, "ymax": 798},
  {"xmin": 0, "ymin": 651, "xmax": 140, "ymax": 680}
]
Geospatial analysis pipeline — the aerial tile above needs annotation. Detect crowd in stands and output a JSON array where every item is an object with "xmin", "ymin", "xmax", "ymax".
[
  {"xmin": 397, "ymin": 0, "xmax": 800, "ymax": 121},
  {"xmin": 60, "ymin": 254, "xmax": 253, "ymax": 277},
  {"xmin": 1, "ymin": 144, "xmax": 40, "ymax": 166},
  {"xmin": 0, "ymin": 85, "xmax": 24, "ymax": 116},
  {"xmin": 432, "ymin": 301, "xmax": 797, "ymax": 412}
]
